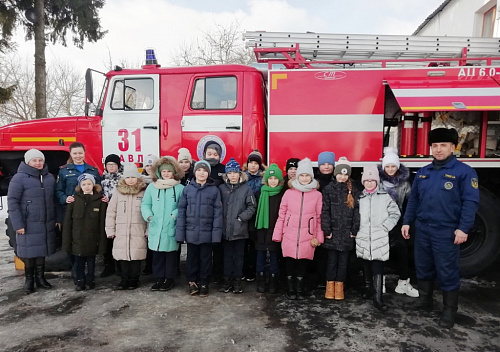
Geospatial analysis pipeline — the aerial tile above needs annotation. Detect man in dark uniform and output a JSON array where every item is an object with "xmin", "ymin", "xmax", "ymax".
[{"xmin": 401, "ymin": 128, "xmax": 479, "ymax": 329}]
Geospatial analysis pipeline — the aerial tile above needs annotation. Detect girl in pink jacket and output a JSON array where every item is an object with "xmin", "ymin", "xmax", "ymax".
[{"xmin": 273, "ymin": 158, "xmax": 324, "ymax": 300}]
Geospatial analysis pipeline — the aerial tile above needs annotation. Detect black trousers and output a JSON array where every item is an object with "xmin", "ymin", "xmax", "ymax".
[
  {"xmin": 186, "ymin": 243, "xmax": 213, "ymax": 285},
  {"xmin": 152, "ymin": 251, "xmax": 178, "ymax": 280},
  {"xmin": 390, "ymin": 244, "xmax": 410, "ymax": 280},
  {"xmin": 74, "ymin": 255, "xmax": 96, "ymax": 282},
  {"xmin": 223, "ymin": 239, "xmax": 245, "ymax": 278},
  {"xmin": 363, "ymin": 259, "xmax": 384, "ymax": 276},
  {"xmin": 212, "ymin": 242, "xmax": 224, "ymax": 281},
  {"xmin": 285, "ymin": 257, "xmax": 309, "ymax": 278},
  {"xmin": 119, "ymin": 260, "xmax": 141, "ymax": 281},
  {"xmin": 326, "ymin": 249, "xmax": 350, "ymax": 282}
]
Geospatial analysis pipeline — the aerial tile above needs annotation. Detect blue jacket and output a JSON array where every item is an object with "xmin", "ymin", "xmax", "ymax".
[
  {"xmin": 175, "ymin": 179, "xmax": 223, "ymax": 244},
  {"xmin": 55, "ymin": 163, "xmax": 101, "ymax": 206},
  {"xmin": 245, "ymin": 170, "xmax": 263, "ymax": 195},
  {"xmin": 7, "ymin": 163, "xmax": 57, "ymax": 258},
  {"xmin": 403, "ymin": 156, "xmax": 479, "ymax": 233}
]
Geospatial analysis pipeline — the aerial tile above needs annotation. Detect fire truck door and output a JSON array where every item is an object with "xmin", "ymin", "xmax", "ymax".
[
  {"xmin": 181, "ymin": 75, "xmax": 243, "ymax": 163},
  {"xmin": 101, "ymin": 75, "xmax": 160, "ymax": 165}
]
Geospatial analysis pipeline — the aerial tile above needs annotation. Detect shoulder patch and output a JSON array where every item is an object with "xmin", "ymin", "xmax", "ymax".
[
  {"xmin": 471, "ymin": 178, "xmax": 479, "ymax": 189},
  {"xmin": 59, "ymin": 164, "xmax": 68, "ymax": 169}
]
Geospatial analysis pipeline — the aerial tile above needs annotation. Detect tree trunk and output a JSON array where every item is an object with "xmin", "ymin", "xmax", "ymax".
[{"xmin": 34, "ymin": 0, "xmax": 47, "ymax": 119}]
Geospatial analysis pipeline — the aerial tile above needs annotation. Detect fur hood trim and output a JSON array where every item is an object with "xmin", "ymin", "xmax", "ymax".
[
  {"xmin": 222, "ymin": 171, "xmax": 248, "ymax": 184},
  {"xmin": 116, "ymin": 178, "xmax": 146, "ymax": 194},
  {"xmin": 152, "ymin": 156, "xmax": 185, "ymax": 182},
  {"xmin": 377, "ymin": 163, "xmax": 410, "ymax": 186}
]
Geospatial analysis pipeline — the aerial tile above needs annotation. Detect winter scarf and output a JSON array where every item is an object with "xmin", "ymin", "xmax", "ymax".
[
  {"xmin": 292, "ymin": 178, "xmax": 318, "ymax": 193},
  {"xmin": 378, "ymin": 164, "xmax": 410, "ymax": 203},
  {"xmin": 153, "ymin": 178, "xmax": 180, "ymax": 190},
  {"xmin": 255, "ymin": 185, "xmax": 283, "ymax": 229},
  {"xmin": 101, "ymin": 167, "xmax": 124, "ymax": 199}
]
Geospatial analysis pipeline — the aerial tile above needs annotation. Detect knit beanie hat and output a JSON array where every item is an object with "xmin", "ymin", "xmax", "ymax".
[
  {"xmin": 428, "ymin": 128, "xmax": 459, "ymax": 146},
  {"xmin": 24, "ymin": 149, "xmax": 45, "ymax": 164},
  {"xmin": 296, "ymin": 158, "xmax": 314, "ymax": 178},
  {"xmin": 318, "ymin": 151, "xmax": 335, "ymax": 166},
  {"xmin": 361, "ymin": 165, "xmax": 380, "ymax": 185},
  {"xmin": 194, "ymin": 160, "xmax": 211, "ymax": 174},
  {"xmin": 334, "ymin": 157, "xmax": 352, "ymax": 176},
  {"xmin": 247, "ymin": 149, "xmax": 263, "ymax": 168},
  {"xmin": 285, "ymin": 158, "xmax": 300, "ymax": 173},
  {"xmin": 158, "ymin": 163, "xmax": 176, "ymax": 174},
  {"xmin": 264, "ymin": 163, "xmax": 283, "ymax": 182},
  {"xmin": 382, "ymin": 147, "xmax": 400, "ymax": 169},
  {"xmin": 225, "ymin": 158, "xmax": 241, "ymax": 173},
  {"xmin": 144, "ymin": 154, "xmax": 159, "ymax": 167},
  {"xmin": 122, "ymin": 163, "xmax": 142, "ymax": 178},
  {"xmin": 77, "ymin": 173, "xmax": 95, "ymax": 186},
  {"xmin": 104, "ymin": 154, "xmax": 121, "ymax": 166},
  {"xmin": 178, "ymin": 148, "xmax": 192, "ymax": 163},
  {"xmin": 205, "ymin": 143, "xmax": 222, "ymax": 157}
]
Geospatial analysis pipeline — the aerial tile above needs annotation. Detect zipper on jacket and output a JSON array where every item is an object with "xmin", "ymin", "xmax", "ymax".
[
  {"xmin": 369, "ymin": 194, "xmax": 372, "ymax": 261},
  {"xmin": 296, "ymin": 192, "xmax": 305, "ymax": 259}
]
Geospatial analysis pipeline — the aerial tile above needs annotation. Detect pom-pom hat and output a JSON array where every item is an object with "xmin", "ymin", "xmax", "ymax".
[
  {"xmin": 225, "ymin": 158, "xmax": 241, "ymax": 173},
  {"xmin": 382, "ymin": 147, "xmax": 400, "ymax": 170},
  {"xmin": 361, "ymin": 165, "xmax": 380, "ymax": 185},
  {"xmin": 296, "ymin": 158, "xmax": 314, "ymax": 178},
  {"xmin": 144, "ymin": 154, "xmax": 159, "ymax": 167},
  {"xmin": 178, "ymin": 148, "xmax": 192, "ymax": 163},
  {"xmin": 334, "ymin": 157, "xmax": 351, "ymax": 176}
]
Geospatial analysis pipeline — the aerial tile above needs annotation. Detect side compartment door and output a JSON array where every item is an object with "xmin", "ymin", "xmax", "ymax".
[
  {"xmin": 181, "ymin": 74, "xmax": 243, "ymax": 163},
  {"xmin": 102, "ymin": 74, "xmax": 160, "ymax": 165}
]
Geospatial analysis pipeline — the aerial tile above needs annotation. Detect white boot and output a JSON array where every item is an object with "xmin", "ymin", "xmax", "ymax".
[{"xmin": 395, "ymin": 278, "xmax": 419, "ymax": 298}]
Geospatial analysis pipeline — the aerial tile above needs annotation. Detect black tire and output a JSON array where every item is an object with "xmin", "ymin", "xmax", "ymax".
[{"xmin": 459, "ymin": 187, "xmax": 500, "ymax": 277}]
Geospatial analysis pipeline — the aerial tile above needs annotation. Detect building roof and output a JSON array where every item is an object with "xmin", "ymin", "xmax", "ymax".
[{"xmin": 413, "ymin": 0, "xmax": 453, "ymax": 35}]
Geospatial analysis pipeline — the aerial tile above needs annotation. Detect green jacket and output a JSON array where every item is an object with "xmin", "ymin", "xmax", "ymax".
[
  {"xmin": 62, "ymin": 186, "xmax": 107, "ymax": 256},
  {"xmin": 141, "ymin": 182, "xmax": 184, "ymax": 252}
]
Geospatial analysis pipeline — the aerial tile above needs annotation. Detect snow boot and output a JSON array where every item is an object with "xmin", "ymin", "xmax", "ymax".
[
  {"xmin": 286, "ymin": 276, "xmax": 296, "ymax": 300},
  {"xmin": 361, "ymin": 265, "xmax": 372, "ymax": 299},
  {"xmin": 372, "ymin": 274, "xmax": 388, "ymax": 312},
  {"xmin": 233, "ymin": 278, "xmax": 243, "ymax": 293},
  {"xmin": 325, "ymin": 281, "xmax": 335, "ymax": 300},
  {"xmin": 35, "ymin": 263, "xmax": 52, "ymax": 289},
  {"xmin": 334, "ymin": 281, "xmax": 344, "ymax": 300},
  {"xmin": 218, "ymin": 277, "xmax": 233, "ymax": 293},
  {"xmin": 75, "ymin": 279, "xmax": 86, "ymax": 291},
  {"xmin": 268, "ymin": 274, "xmax": 278, "ymax": 294},
  {"xmin": 24, "ymin": 267, "xmax": 35, "ymax": 294},
  {"xmin": 439, "ymin": 289, "xmax": 459, "ymax": 329},
  {"xmin": 256, "ymin": 272, "xmax": 266, "ymax": 293},
  {"xmin": 296, "ymin": 276, "xmax": 306, "ymax": 300}
]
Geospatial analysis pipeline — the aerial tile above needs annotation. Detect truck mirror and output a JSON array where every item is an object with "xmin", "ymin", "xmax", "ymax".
[
  {"xmin": 84, "ymin": 102, "xmax": 96, "ymax": 117},
  {"xmin": 85, "ymin": 68, "xmax": 93, "ymax": 103}
]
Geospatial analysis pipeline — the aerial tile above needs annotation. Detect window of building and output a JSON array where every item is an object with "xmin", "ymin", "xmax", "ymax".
[
  {"xmin": 482, "ymin": 6, "xmax": 496, "ymax": 37},
  {"xmin": 190, "ymin": 76, "xmax": 237, "ymax": 110},
  {"xmin": 111, "ymin": 78, "xmax": 154, "ymax": 110}
]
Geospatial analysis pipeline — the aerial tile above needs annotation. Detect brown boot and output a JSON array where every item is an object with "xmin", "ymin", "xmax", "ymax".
[
  {"xmin": 334, "ymin": 281, "xmax": 344, "ymax": 300},
  {"xmin": 325, "ymin": 281, "xmax": 335, "ymax": 300}
]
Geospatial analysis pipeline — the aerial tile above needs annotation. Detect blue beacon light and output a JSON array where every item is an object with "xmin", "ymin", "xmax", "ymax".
[{"xmin": 145, "ymin": 49, "xmax": 158, "ymax": 65}]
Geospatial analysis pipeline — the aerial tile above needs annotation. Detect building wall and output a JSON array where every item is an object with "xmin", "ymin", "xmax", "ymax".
[{"xmin": 417, "ymin": 0, "xmax": 498, "ymax": 37}]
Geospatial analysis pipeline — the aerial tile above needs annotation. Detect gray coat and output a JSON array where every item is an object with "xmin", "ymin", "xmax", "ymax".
[
  {"xmin": 219, "ymin": 174, "xmax": 256, "ymax": 241},
  {"xmin": 7, "ymin": 162, "xmax": 57, "ymax": 258},
  {"xmin": 356, "ymin": 186, "xmax": 400, "ymax": 261}
]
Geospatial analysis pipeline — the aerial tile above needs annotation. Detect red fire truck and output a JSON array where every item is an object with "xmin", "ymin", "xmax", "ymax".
[{"xmin": 1, "ymin": 32, "xmax": 500, "ymax": 276}]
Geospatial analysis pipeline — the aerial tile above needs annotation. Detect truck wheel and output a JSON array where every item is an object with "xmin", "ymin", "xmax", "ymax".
[{"xmin": 459, "ymin": 187, "xmax": 500, "ymax": 277}]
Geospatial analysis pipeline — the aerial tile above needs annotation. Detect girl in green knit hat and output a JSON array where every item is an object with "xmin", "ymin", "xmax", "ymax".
[{"xmin": 254, "ymin": 163, "xmax": 285, "ymax": 293}]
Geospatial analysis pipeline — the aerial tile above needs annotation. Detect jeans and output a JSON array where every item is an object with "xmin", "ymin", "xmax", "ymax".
[
  {"xmin": 256, "ymin": 250, "xmax": 280, "ymax": 275},
  {"xmin": 325, "ymin": 249, "xmax": 350, "ymax": 282},
  {"xmin": 74, "ymin": 255, "xmax": 96, "ymax": 283},
  {"xmin": 223, "ymin": 239, "xmax": 245, "ymax": 278}
]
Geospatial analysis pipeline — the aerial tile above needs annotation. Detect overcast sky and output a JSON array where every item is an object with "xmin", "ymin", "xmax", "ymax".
[{"xmin": 12, "ymin": 0, "xmax": 446, "ymax": 72}]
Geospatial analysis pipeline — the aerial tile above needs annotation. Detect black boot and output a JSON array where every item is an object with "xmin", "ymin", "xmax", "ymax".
[
  {"xmin": 439, "ymin": 289, "xmax": 459, "ymax": 328},
  {"xmin": 269, "ymin": 274, "xmax": 278, "ymax": 294},
  {"xmin": 256, "ymin": 272, "xmax": 266, "ymax": 293},
  {"xmin": 75, "ymin": 279, "xmax": 86, "ymax": 291},
  {"xmin": 24, "ymin": 267, "xmax": 35, "ymax": 294},
  {"xmin": 361, "ymin": 264, "xmax": 372, "ymax": 299},
  {"xmin": 286, "ymin": 276, "xmax": 296, "ymax": 300},
  {"xmin": 405, "ymin": 280, "xmax": 434, "ymax": 311},
  {"xmin": 296, "ymin": 276, "xmax": 306, "ymax": 300},
  {"xmin": 218, "ymin": 277, "xmax": 233, "ymax": 293},
  {"xmin": 233, "ymin": 278, "xmax": 243, "ymax": 293},
  {"xmin": 373, "ymin": 274, "xmax": 388, "ymax": 312},
  {"xmin": 35, "ymin": 261, "xmax": 52, "ymax": 289}
]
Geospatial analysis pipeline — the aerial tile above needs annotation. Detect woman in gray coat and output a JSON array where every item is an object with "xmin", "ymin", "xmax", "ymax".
[{"xmin": 7, "ymin": 149, "xmax": 57, "ymax": 294}]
